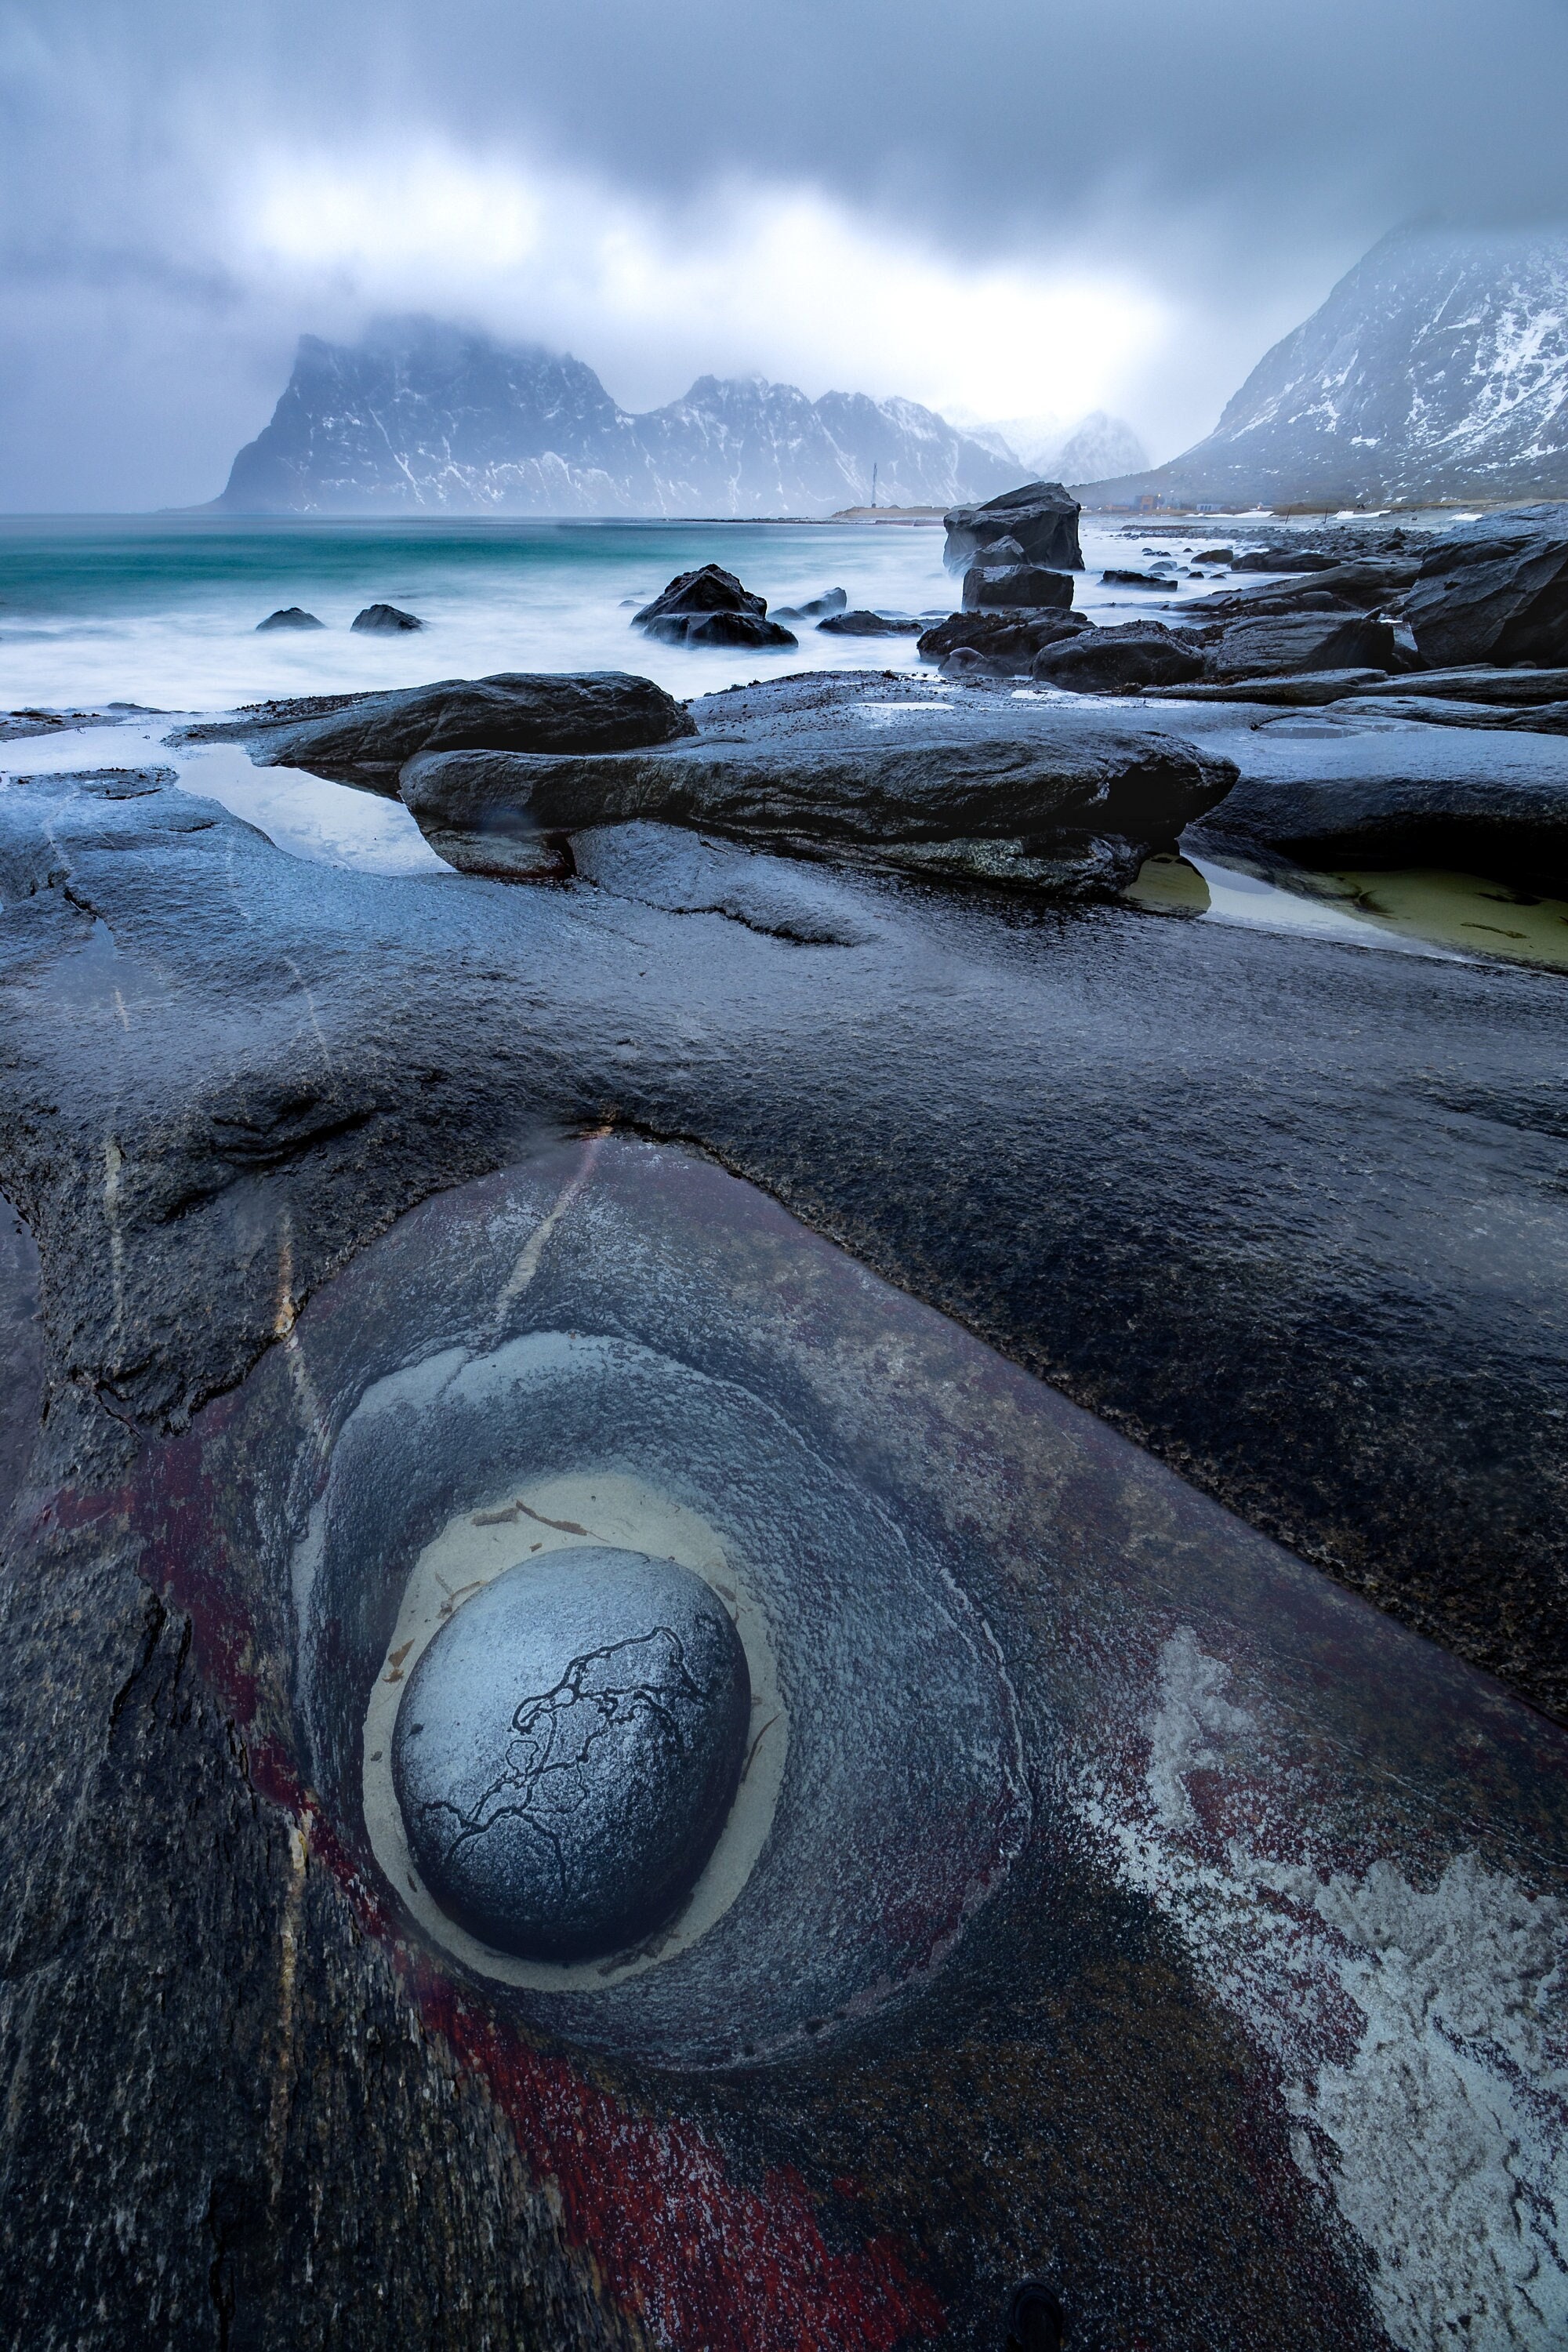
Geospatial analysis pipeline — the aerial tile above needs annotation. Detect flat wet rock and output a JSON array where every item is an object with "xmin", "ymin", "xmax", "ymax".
[
  {"xmin": 1, "ymin": 755, "xmax": 1564, "ymax": 1715},
  {"xmin": 1190, "ymin": 706, "xmax": 1568, "ymax": 888},
  {"xmin": 3, "ymin": 747, "xmax": 1568, "ymax": 2347},
  {"xmin": 0, "ymin": 1192, "xmax": 41, "ymax": 1525}
]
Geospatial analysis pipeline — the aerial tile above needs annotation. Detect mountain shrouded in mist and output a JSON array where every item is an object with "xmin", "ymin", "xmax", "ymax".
[
  {"xmin": 1077, "ymin": 224, "xmax": 1568, "ymax": 507},
  {"xmin": 218, "ymin": 319, "xmax": 1019, "ymax": 517}
]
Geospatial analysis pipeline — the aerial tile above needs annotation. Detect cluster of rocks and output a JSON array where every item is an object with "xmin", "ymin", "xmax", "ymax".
[
  {"xmin": 913, "ymin": 504, "xmax": 1568, "ymax": 712},
  {"xmin": 258, "ymin": 602, "xmax": 423, "ymax": 634},
  {"xmin": 206, "ymin": 666, "xmax": 1236, "ymax": 899}
]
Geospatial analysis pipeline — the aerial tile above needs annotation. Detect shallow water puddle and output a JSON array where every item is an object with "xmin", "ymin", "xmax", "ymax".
[
  {"xmin": 1312, "ymin": 866, "xmax": 1568, "ymax": 967},
  {"xmin": 1125, "ymin": 851, "xmax": 1568, "ymax": 971}
]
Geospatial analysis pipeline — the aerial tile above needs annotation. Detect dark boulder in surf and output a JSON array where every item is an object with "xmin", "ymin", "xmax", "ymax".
[
  {"xmin": 918, "ymin": 610, "xmax": 1090, "ymax": 675},
  {"xmin": 962, "ymin": 563, "xmax": 1074, "ymax": 612},
  {"xmin": 633, "ymin": 564, "xmax": 797, "ymax": 651},
  {"xmin": 351, "ymin": 603, "xmax": 424, "ymax": 633},
  {"xmin": 815, "ymin": 612, "xmax": 924, "ymax": 636},
  {"xmin": 944, "ymin": 481, "xmax": 1083, "ymax": 574},
  {"xmin": 771, "ymin": 587, "xmax": 848, "ymax": 622},
  {"xmin": 256, "ymin": 607, "xmax": 325, "ymax": 631}
]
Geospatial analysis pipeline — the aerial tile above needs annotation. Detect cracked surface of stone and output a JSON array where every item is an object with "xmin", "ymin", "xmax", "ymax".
[{"xmin": 393, "ymin": 1548, "xmax": 750, "ymax": 1962}]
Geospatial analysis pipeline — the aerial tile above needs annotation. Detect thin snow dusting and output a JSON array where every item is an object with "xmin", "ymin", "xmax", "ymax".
[{"xmin": 1071, "ymin": 1628, "xmax": 1568, "ymax": 2350}]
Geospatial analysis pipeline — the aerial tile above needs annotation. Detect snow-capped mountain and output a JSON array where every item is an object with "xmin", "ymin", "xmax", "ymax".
[
  {"xmin": 1078, "ymin": 224, "xmax": 1568, "ymax": 507},
  {"xmin": 1052, "ymin": 412, "xmax": 1151, "ymax": 485},
  {"xmin": 217, "ymin": 319, "xmax": 1018, "ymax": 516},
  {"xmin": 949, "ymin": 408, "xmax": 1149, "ymax": 484}
]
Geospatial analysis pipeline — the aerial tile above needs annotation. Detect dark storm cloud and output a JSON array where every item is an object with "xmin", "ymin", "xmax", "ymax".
[{"xmin": 4, "ymin": 0, "xmax": 1568, "ymax": 506}]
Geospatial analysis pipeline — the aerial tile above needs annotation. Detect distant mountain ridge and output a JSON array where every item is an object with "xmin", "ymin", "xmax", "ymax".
[
  {"xmin": 1078, "ymin": 223, "xmax": 1568, "ymax": 509},
  {"xmin": 218, "ymin": 319, "xmax": 1019, "ymax": 517},
  {"xmin": 964, "ymin": 410, "xmax": 1150, "ymax": 484}
]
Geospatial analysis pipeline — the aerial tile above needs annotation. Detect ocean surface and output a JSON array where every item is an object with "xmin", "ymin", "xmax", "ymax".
[{"xmin": 0, "ymin": 512, "xmax": 1207, "ymax": 713}]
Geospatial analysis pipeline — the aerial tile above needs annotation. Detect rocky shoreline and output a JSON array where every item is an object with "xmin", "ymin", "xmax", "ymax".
[{"xmin": 3, "ymin": 486, "xmax": 1568, "ymax": 2352}]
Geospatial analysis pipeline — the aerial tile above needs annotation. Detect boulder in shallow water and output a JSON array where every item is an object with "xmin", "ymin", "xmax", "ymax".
[
  {"xmin": 815, "ymin": 611, "xmax": 924, "ymax": 636},
  {"xmin": 351, "ymin": 603, "xmax": 423, "ymax": 633},
  {"xmin": 944, "ymin": 481, "xmax": 1083, "ymax": 574},
  {"xmin": 397, "ymin": 670, "xmax": 1234, "ymax": 897},
  {"xmin": 1033, "ymin": 623, "xmax": 1206, "ymax": 694},
  {"xmin": 252, "ymin": 671, "xmax": 697, "ymax": 793},
  {"xmin": 1406, "ymin": 505, "xmax": 1568, "ymax": 667},
  {"xmin": 770, "ymin": 587, "xmax": 848, "ymax": 622},
  {"xmin": 962, "ymin": 563, "xmax": 1073, "ymax": 612},
  {"xmin": 633, "ymin": 564, "xmax": 797, "ymax": 650},
  {"xmin": 256, "ymin": 607, "xmax": 324, "ymax": 632}
]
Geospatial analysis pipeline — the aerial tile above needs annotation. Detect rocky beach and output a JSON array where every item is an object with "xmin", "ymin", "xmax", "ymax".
[{"xmin": 2, "ymin": 471, "xmax": 1568, "ymax": 2350}]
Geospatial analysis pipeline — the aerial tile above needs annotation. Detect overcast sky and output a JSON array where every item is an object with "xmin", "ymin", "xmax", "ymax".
[{"xmin": 5, "ymin": 0, "xmax": 1568, "ymax": 509}]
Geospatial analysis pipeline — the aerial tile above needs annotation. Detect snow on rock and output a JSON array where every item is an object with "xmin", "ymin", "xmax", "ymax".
[{"xmin": 1078, "ymin": 224, "xmax": 1568, "ymax": 508}]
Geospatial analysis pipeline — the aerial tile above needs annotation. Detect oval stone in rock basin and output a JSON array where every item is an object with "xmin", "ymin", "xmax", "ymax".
[{"xmin": 392, "ymin": 1548, "xmax": 750, "ymax": 1962}]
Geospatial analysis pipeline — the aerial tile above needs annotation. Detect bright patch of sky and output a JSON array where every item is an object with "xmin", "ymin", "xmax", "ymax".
[{"xmin": 241, "ymin": 146, "xmax": 1171, "ymax": 428}]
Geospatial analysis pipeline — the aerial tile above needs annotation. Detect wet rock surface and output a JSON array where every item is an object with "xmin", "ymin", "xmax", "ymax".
[
  {"xmin": 1202, "ymin": 610, "xmax": 1398, "ymax": 680},
  {"xmin": 1144, "ymin": 667, "xmax": 1391, "ymax": 706},
  {"xmin": 1, "ymin": 747, "xmax": 1563, "ymax": 1710},
  {"xmin": 1189, "ymin": 706, "xmax": 1568, "ymax": 887},
  {"xmin": 962, "ymin": 561, "xmax": 1073, "ymax": 610},
  {"xmin": 1406, "ymin": 504, "xmax": 1568, "ymax": 666},
  {"xmin": 1032, "ymin": 621, "xmax": 1205, "ymax": 692},
  {"xmin": 1181, "ymin": 561, "xmax": 1418, "ymax": 622},
  {"xmin": 3, "ymin": 743, "xmax": 1568, "ymax": 2347},
  {"xmin": 1331, "ymin": 693, "xmax": 1568, "ymax": 734},
  {"xmin": 216, "ymin": 670, "xmax": 697, "ymax": 793},
  {"xmin": 395, "ymin": 670, "xmax": 1236, "ymax": 894},
  {"xmin": 0, "ymin": 1193, "xmax": 41, "ymax": 1527},
  {"xmin": 917, "ymin": 608, "xmax": 1088, "ymax": 673},
  {"xmin": 1356, "ymin": 662, "xmax": 1568, "ymax": 702}
]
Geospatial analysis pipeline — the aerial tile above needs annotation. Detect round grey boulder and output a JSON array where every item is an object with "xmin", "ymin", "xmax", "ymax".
[{"xmin": 392, "ymin": 1548, "xmax": 750, "ymax": 1962}]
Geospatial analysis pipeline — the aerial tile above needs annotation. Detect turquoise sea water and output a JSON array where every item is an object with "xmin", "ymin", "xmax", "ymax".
[{"xmin": 0, "ymin": 511, "xmax": 1163, "ymax": 712}]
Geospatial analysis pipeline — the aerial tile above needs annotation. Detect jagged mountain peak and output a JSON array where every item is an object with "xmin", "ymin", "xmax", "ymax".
[
  {"xmin": 1077, "ymin": 221, "xmax": 1568, "ymax": 507},
  {"xmin": 219, "ymin": 323, "xmax": 1017, "ymax": 517}
]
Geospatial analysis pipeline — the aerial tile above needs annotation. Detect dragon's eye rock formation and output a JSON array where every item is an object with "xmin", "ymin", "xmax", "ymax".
[{"xmin": 392, "ymin": 1548, "xmax": 752, "ymax": 1962}]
